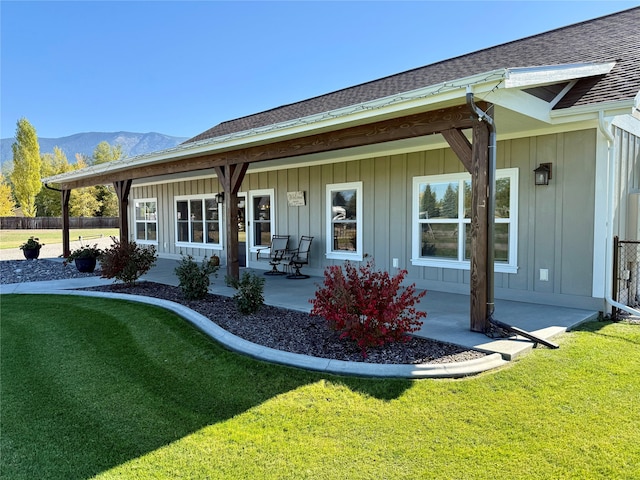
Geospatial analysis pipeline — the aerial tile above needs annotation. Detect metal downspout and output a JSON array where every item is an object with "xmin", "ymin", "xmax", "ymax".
[
  {"xmin": 466, "ymin": 88, "xmax": 497, "ymax": 321},
  {"xmin": 598, "ymin": 112, "xmax": 640, "ymax": 317}
]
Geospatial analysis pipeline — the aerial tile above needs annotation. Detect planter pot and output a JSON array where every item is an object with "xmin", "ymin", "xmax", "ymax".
[
  {"xmin": 75, "ymin": 257, "xmax": 97, "ymax": 273},
  {"xmin": 23, "ymin": 248, "xmax": 40, "ymax": 260}
]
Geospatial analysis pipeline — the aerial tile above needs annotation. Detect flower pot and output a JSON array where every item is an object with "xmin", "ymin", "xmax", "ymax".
[
  {"xmin": 75, "ymin": 257, "xmax": 97, "ymax": 273},
  {"xmin": 23, "ymin": 248, "xmax": 40, "ymax": 260}
]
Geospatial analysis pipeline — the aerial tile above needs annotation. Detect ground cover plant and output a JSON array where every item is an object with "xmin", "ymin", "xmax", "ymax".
[
  {"xmin": 1, "ymin": 294, "xmax": 639, "ymax": 479},
  {"xmin": 0, "ymin": 228, "xmax": 119, "ymax": 249}
]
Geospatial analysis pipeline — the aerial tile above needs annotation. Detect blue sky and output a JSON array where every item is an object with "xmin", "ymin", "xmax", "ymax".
[{"xmin": 2, "ymin": 1, "xmax": 638, "ymax": 140}]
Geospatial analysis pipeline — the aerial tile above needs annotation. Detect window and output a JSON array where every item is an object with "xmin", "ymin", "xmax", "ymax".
[
  {"xmin": 412, "ymin": 169, "xmax": 518, "ymax": 273},
  {"xmin": 326, "ymin": 182, "xmax": 363, "ymax": 261},
  {"xmin": 134, "ymin": 199, "xmax": 157, "ymax": 244},
  {"xmin": 175, "ymin": 195, "xmax": 222, "ymax": 248},
  {"xmin": 248, "ymin": 189, "xmax": 275, "ymax": 252}
]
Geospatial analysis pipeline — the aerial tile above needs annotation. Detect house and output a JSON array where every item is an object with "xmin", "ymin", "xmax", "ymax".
[{"xmin": 45, "ymin": 8, "xmax": 640, "ymax": 332}]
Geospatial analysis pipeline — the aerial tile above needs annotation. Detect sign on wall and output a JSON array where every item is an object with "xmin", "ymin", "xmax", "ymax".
[{"xmin": 287, "ymin": 191, "xmax": 306, "ymax": 207}]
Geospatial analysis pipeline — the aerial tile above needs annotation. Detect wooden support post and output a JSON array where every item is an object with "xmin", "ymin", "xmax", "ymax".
[
  {"xmin": 469, "ymin": 121, "xmax": 491, "ymax": 332},
  {"xmin": 113, "ymin": 180, "xmax": 132, "ymax": 244},
  {"xmin": 215, "ymin": 163, "xmax": 249, "ymax": 280},
  {"xmin": 61, "ymin": 189, "xmax": 71, "ymax": 258}
]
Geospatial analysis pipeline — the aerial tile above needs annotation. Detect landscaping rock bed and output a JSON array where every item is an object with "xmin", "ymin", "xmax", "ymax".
[{"xmin": 1, "ymin": 259, "xmax": 487, "ymax": 365}]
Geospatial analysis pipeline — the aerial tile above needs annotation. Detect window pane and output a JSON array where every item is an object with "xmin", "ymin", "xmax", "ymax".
[
  {"xmin": 147, "ymin": 223, "xmax": 157, "ymax": 241},
  {"xmin": 192, "ymin": 221, "xmax": 204, "ymax": 243},
  {"xmin": 420, "ymin": 223, "xmax": 458, "ymax": 259},
  {"xmin": 254, "ymin": 221, "xmax": 271, "ymax": 246},
  {"xmin": 464, "ymin": 180, "xmax": 472, "ymax": 219},
  {"xmin": 332, "ymin": 223, "xmax": 357, "ymax": 251},
  {"xmin": 136, "ymin": 222, "xmax": 146, "ymax": 240},
  {"xmin": 178, "ymin": 222, "xmax": 189, "ymax": 242},
  {"xmin": 464, "ymin": 223, "xmax": 509, "ymax": 262},
  {"xmin": 176, "ymin": 201, "xmax": 188, "ymax": 222},
  {"xmin": 177, "ymin": 201, "xmax": 189, "ymax": 242},
  {"xmin": 206, "ymin": 222, "xmax": 219, "ymax": 244},
  {"xmin": 253, "ymin": 196, "xmax": 270, "ymax": 221},
  {"xmin": 135, "ymin": 203, "xmax": 145, "ymax": 221},
  {"xmin": 190, "ymin": 200, "xmax": 203, "ymax": 221},
  {"xmin": 205, "ymin": 199, "xmax": 218, "ymax": 220},
  {"xmin": 332, "ymin": 189, "xmax": 357, "ymax": 220},
  {"xmin": 419, "ymin": 182, "xmax": 458, "ymax": 219},
  {"xmin": 494, "ymin": 223, "xmax": 509, "ymax": 262},
  {"xmin": 495, "ymin": 178, "xmax": 510, "ymax": 219}
]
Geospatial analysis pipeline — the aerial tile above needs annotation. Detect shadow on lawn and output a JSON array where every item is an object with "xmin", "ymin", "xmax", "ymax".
[{"xmin": 1, "ymin": 294, "xmax": 412, "ymax": 479}]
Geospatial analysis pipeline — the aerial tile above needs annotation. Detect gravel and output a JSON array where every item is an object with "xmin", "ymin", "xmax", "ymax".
[{"xmin": 2, "ymin": 258, "xmax": 487, "ymax": 365}]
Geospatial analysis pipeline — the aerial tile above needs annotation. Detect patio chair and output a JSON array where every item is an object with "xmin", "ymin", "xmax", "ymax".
[
  {"xmin": 286, "ymin": 236, "xmax": 313, "ymax": 279},
  {"xmin": 257, "ymin": 235, "xmax": 290, "ymax": 275}
]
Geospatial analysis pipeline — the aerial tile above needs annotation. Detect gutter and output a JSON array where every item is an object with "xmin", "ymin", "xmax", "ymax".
[
  {"xmin": 466, "ymin": 87, "xmax": 497, "ymax": 322},
  {"xmin": 598, "ymin": 111, "xmax": 640, "ymax": 317}
]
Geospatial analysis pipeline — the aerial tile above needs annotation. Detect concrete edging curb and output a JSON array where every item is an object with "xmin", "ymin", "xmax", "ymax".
[{"xmin": 7, "ymin": 289, "xmax": 509, "ymax": 378}]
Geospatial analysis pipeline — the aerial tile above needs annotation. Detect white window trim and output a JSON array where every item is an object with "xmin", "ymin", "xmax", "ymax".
[
  {"xmin": 326, "ymin": 181, "xmax": 363, "ymax": 261},
  {"xmin": 248, "ymin": 189, "xmax": 276, "ymax": 254},
  {"xmin": 174, "ymin": 194, "xmax": 223, "ymax": 250},
  {"xmin": 411, "ymin": 168, "xmax": 519, "ymax": 273},
  {"xmin": 133, "ymin": 198, "xmax": 158, "ymax": 245}
]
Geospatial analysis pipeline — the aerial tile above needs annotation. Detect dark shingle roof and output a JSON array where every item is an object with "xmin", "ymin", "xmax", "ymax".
[{"xmin": 186, "ymin": 7, "xmax": 640, "ymax": 144}]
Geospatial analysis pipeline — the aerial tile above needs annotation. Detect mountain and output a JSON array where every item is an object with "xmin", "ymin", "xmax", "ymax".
[{"xmin": 0, "ymin": 131, "xmax": 188, "ymax": 166}]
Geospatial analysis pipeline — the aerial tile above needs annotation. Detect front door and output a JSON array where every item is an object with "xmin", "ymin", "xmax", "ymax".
[{"xmin": 248, "ymin": 190, "xmax": 275, "ymax": 255}]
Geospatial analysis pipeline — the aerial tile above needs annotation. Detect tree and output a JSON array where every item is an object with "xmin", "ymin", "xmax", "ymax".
[
  {"xmin": 91, "ymin": 142, "xmax": 120, "ymax": 216},
  {"xmin": 10, "ymin": 118, "xmax": 42, "ymax": 217},
  {"xmin": 92, "ymin": 141, "xmax": 122, "ymax": 165},
  {"xmin": 419, "ymin": 184, "xmax": 438, "ymax": 219},
  {"xmin": 36, "ymin": 147, "xmax": 74, "ymax": 216},
  {"xmin": 0, "ymin": 174, "xmax": 16, "ymax": 216},
  {"xmin": 440, "ymin": 183, "xmax": 459, "ymax": 218},
  {"xmin": 70, "ymin": 188, "xmax": 101, "ymax": 217}
]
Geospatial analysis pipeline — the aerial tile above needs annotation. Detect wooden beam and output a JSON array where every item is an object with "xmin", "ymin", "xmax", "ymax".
[
  {"xmin": 469, "ymin": 121, "xmax": 491, "ymax": 333},
  {"xmin": 215, "ymin": 164, "xmax": 248, "ymax": 280},
  {"xmin": 57, "ymin": 104, "xmax": 483, "ymax": 190},
  {"xmin": 61, "ymin": 189, "xmax": 71, "ymax": 258},
  {"xmin": 442, "ymin": 128, "xmax": 473, "ymax": 172},
  {"xmin": 114, "ymin": 180, "xmax": 132, "ymax": 244}
]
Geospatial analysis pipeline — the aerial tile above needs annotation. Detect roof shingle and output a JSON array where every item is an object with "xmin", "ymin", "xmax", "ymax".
[{"xmin": 186, "ymin": 7, "xmax": 640, "ymax": 144}]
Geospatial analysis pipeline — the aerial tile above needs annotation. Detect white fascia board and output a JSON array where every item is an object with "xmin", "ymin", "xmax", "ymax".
[
  {"xmin": 550, "ymin": 100, "xmax": 634, "ymax": 123},
  {"xmin": 486, "ymin": 89, "xmax": 553, "ymax": 123},
  {"xmin": 504, "ymin": 62, "xmax": 616, "ymax": 88}
]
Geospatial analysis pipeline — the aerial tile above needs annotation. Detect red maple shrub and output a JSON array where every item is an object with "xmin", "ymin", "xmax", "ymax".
[{"xmin": 310, "ymin": 261, "xmax": 427, "ymax": 357}]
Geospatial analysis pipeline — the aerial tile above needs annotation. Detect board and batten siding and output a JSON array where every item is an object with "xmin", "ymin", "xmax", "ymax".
[{"xmin": 130, "ymin": 128, "xmax": 598, "ymax": 307}]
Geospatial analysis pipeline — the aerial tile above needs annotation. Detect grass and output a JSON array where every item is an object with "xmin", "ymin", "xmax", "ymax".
[
  {"xmin": 0, "ymin": 228, "xmax": 119, "ymax": 249},
  {"xmin": 1, "ymin": 294, "xmax": 639, "ymax": 479}
]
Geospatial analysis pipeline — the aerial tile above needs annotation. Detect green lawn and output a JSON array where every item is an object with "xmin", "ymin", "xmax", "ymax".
[
  {"xmin": 1, "ymin": 294, "xmax": 639, "ymax": 479},
  {"xmin": 0, "ymin": 228, "xmax": 119, "ymax": 249}
]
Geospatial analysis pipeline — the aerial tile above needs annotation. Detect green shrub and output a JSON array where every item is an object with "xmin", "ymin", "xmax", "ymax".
[
  {"xmin": 175, "ymin": 254, "xmax": 219, "ymax": 300},
  {"xmin": 226, "ymin": 271, "xmax": 265, "ymax": 314},
  {"xmin": 100, "ymin": 239, "xmax": 157, "ymax": 286}
]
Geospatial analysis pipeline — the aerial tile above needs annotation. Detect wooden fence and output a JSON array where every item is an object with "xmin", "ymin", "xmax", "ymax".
[{"xmin": 0, "ymin": 217, "xmax": 119, "ymax": 230}]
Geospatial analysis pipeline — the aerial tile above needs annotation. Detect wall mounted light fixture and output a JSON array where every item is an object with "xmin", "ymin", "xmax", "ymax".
[
  {"xmin": 534, "ymin": 163, "xmax": 552, "ymax": 186},
  {"xmin": 215, "ymin": 192, "xmax": 225, "ymax": 204}
]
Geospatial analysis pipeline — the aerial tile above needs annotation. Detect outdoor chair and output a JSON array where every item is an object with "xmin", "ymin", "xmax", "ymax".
[
  {"xmin": 286, "ymin": 236, "xmax": 313, "ymax": 279},
  {"xmin": 257, "ymin": 235, "xmax": 290, "ymax": 275}
]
